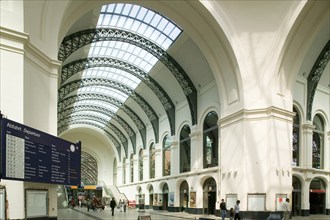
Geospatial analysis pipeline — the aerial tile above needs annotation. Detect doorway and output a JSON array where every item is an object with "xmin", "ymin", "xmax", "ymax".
[{"xmin": 203, "ymin": 177, "xmax": 217, "ymax": 215}]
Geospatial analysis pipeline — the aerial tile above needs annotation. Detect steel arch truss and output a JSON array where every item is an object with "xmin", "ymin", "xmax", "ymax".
[
  {"xmin": 307, "ymin": 40, "xmax": 330, "ymax": 120},
  {"xmin": 58, "ymin": 78, "xmax": 159, "ymax": 142},
  {"xmin": 58, "ymin": 104, "xmax": 137, "ymax": 153},
  {"xmin": 58, "ymin": 28, "xmax": 197, "ymax": 125},
  {"xmin": 61, "ymin": 57, "xmax": 175, "ymax": 135},
  {"xmin": 58, "ymin": 93, "xmax": 146, "ymax": 148},
  {"xmin": 58, "ymin": 121, "xmax": 122, "ymax": 161},
  {"xmin": 58, "ymin": 114, "xmax": 129, "ymax": 157}
]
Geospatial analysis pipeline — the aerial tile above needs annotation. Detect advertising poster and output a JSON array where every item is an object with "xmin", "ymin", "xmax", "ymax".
[{"xmin": 190, "ymin": 191, "xmax": 196, "ymax": 208}]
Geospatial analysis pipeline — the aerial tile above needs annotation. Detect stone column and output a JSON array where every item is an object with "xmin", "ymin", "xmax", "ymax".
[
  {"xmin": 170, "ymin": 136, "xmax": 179, "ymax": 175},
  {"xmin": 190, "ymin": 125, "xmax": 202, "ymax": 171},
  {"xmin": 219, "ymin": 107, "xmax": 294, "ymax": 213},
  {"xmin": 154, "ymin": 143, "xmax": 162, "ymax": 178}
]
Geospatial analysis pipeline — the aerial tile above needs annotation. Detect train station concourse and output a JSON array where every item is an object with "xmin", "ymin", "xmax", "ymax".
[{"xmin": 0, "ymin": 0, "xmax": 329, "ymax": 219}]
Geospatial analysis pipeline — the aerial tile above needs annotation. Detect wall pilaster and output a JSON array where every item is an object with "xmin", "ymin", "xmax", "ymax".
[{"xmin": 301, "ymin": 122, "xmax": 315, "ymax": 169}]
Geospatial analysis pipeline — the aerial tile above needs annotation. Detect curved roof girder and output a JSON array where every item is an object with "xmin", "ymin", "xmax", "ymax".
[
  {"xmin": 58, "ymin": 104, "xmax": 137, "ymax": 153},
  {"xmin": 58, "ymin": 104, "xmax": 135, "ymax": 136},
  {"xmin": 58, "ymin": 121, "xmax": 122, "ymax": 161},
  {"xmin": 58, "ymin": 115, "xmax": 129, "ymax": 157},
  {"xmin": 307, "ymin": 40, "xmax": 330, "ymax": 120},
  {"xmin": 58, "ymin": 28, "xmax": 197, "ymax": 125},
  {"xmin": 61, "ymin": 57, "xmax": 176, "ymax": 135},
  {"xmin": 58, "ymin": 78, "xmax": 159, "ymax": 143},
  {"xmin": 57, "ymin": 93, "xmax": 146, "ymax": 148}
]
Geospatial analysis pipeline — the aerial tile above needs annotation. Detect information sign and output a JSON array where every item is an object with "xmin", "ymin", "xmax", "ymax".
[{"xmin": 0, "ymin": 117, "xmax": 81, "ymax": 185}]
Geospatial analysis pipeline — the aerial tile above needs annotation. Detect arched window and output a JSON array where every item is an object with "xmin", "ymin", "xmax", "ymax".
[
  {"xmin": 180, "ymin": 125, "xmax": 191, "ymax": 173},
  {"xmin": 123, "ymin": 157, "xmax": 126, "ymax": 184},
  {"xmin": 139, "ymin": 148, "xmax": 143, "ymax": 181},
  {"xmin": 130, "ymin": 153, "xmax": 134, "ymax": 183},
  {"xmin": 163, "ymin": 135, "xmax": 171, "ymax": 176},
  {"xmin": 292, "ymin": 107, "xmax": 300, "ymax": 166},
  {"xmin": 149, "ymin": 142, "xmax": 155, "ymax": 179},
  {"xmin": 113, "ymin": 158, "xmax": 117, "ymax": 185},
  {"xmin": 203, "ymin": 111, "xmax": 219, "ymax": 168},
  {"xmin": 312, "ymin": 114, "xmax": 324, "ymax": 169},
  {"xmin": 81, "ymin": 151, "xmax": 98, "ymax": 185}
]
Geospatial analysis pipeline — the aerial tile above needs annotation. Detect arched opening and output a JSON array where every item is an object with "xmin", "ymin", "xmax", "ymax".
[
  {"xmin": 203, "ymin": 111, "xmax": 219, "ymax": 168},
  {"xmin": 130, "ymin": 153, "xmax": 134, "ymax": 183},
  {"xmin": 162, "ymin": 183, "xmax": 169, "ymax": 211},
  {"xmin": 149, "ymin": 142, "xmax": 155, "ymax": 179},
  {"xmin": 136, "ymin": 186, "xmax": 145, "ymax": 210},
  {"xmin": 292, "ymin": 107, "xmax": 300, "ymax": 166},
  {"xmin": 139, "ymin": 148, "xmax": 143, "ymax": 181},
  {"xmin": 180, "ymin": 125, "xmax": 191, "ymax": 173},
  {"xmin": 123, "ymin": 157, "xmax": 126, "ymax": 184},
  {"xmin": 179, "ymin": 181, "xmax": 189, "ymax": 212},
  {"xmin": 203, "ymin": 177, "xmax": 217, "ymax": 215},
  {"xmin": 113, "ymin": 158, "xmax": 117, "ymax": 185},
  {"xmin": 81, "ymin": 151, "xmax": 98, "ymax": 185},
  {"xmin": 163, "ymin": 135, "xmax": 171, "ymax": 176},
  {"xmin": 312, "ymin": 115, "xmax": 325, "ymax": 169},
  {"xmin": 309, "ymin": 178, "xmax": 326, "ymax": 214},
  {"xmin": 149, "ymin": 185, "xmax": 154, "ymax": 210},
  {"xmin": 292, "ymin": 176, "xmax": 302, "ymax": 216}
]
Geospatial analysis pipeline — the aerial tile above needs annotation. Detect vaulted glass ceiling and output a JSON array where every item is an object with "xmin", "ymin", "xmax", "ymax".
[{"xmin": 61, "ymin": 4, "xmax": 182, "ymax": 131}]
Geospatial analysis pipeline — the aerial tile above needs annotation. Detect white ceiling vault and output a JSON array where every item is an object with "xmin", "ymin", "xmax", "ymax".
[
  {"xmin": 54, "ymin": 1, "xmax": 330, "ymax": 160},
  {"xmin": 57, "ymin": 3, "xmax": 215, "ymax": 158}
]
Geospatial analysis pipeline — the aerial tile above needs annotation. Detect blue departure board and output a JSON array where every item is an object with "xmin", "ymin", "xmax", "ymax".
[{"xmin": 0, "ymin": 117, "xmax": 81, "ymax": 185}]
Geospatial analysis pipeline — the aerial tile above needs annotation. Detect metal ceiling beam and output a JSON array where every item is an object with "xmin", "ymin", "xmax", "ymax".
[
  {"xmin": 58, "ymin": 115, "xmax": 129, "ymax": 158},
  {"xmin": 61, "ymin": 57, "xmax": 176, "ymax": 135},
  {"xmin": 307, "ymin": 40, "xmax": 330, "ymax": 120},
  {"xmin": 57, "ymin": 93, "xmax": 146, "ymax": 148},
  {"xmin": 58, "ymin": 78, "xmax": 159, "ymax": 143},
  {"xmin": 58, "ymin": 104, "xmax": 137, "ymax": 154},
  {"xmin": 58, "ymin": 121, "xmax": 122, "ymax": 161},
  {"xmin": 58, "ymin": 28, "xmax": 197, "ymax": 125}
]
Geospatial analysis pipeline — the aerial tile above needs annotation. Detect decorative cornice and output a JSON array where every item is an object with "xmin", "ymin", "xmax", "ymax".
[
  {"xmin": 220, "ymin": 106, "xmax": 295, "ymax": 128},
  {"xmin": 0, "ymin": 27, "xmax": 61, "ymax": 78}
]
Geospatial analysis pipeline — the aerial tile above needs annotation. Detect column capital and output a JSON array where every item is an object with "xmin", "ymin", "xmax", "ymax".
[{"xmin": 302, "ymin": 121, "xmax": 315, "ymax": 131}]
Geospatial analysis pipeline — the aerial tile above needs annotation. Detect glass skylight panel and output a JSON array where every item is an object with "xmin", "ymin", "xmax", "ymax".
[
  {"xmin": 88, "ymin": 41, "xmax": 157, "ymax": 73},
  {"xmin": 99, "ymin": 3, "xmax": 182, "ymax": 50},
  {"xmin": 81, "ymin": 67, "xmax": 141, "ymax": 89},
  {"xmin": 77, "ymin": 87, "xmax": 128, "ymax": 102}
]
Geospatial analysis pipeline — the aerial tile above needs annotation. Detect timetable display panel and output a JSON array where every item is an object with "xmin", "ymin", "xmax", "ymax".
[{"xmin": 1, "ymin": 117, "xmax": 81, "ymax": 185}]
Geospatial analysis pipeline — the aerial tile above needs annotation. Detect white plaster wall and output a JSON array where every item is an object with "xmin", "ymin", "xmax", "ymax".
[{"xmin": 60, "ymin": 128, "xmax": 114, "ymax": 186}]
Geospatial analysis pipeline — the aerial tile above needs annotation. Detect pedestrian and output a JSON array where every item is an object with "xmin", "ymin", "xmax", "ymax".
[
  {"xmin": 119, "ymin": 199, "xmax": 123, "ymax": 212},
  {"xmin": 283, "ymin": 198, "xmax": 291, "ymax": 220},
  {"xmin": 124, "ymin": 199, "xmax": 127, "ymax": 212},
  {"xmin": 220, "ymin": 199, "xmax": 227, "ymax": 220},
  {"xmin": 229, "ymin": 208, "xmax": 234, "ymax": 220},
  {"xmin": 234, "ymin": 200, "xmax": 240, "ymax": 220},
  {"xmin": 110, "ymin": 197, "xmax": 117, "ymax": 216}
]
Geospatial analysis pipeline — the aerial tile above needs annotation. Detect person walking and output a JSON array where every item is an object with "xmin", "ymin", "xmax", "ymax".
[
  {"xmin": 119, "ymin": 199, "xmax": 123, "ymax": 212},
  {"xmin": 110, "ymin": 197, "xmax": 117, "ymax": 216},
  {"xmin": 283, "ymin": 198, "xmax": 291, "ymax": 220},
  {"xmin": 220, "ymin": 199, "xmax": 227, "ymax": 220},
  {"xmin": 234, "ymin": 200, "xmax": 240, "ymax": 220}
]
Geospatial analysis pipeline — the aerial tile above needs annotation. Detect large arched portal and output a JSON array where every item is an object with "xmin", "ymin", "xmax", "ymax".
[
  {"xmin": 292, "ymin": 176, "xmax": 302, "ymax": 216},
  {"xmin": 202, "ymin": 177, "xmax": 217, "ymax": 215},
  {"xmin": 179, "ymin": 181, "xmax": 189, "ymax": 212},
  {"xmin": 309, "ymin": 178, "xmax": 327, "ymax": 214}
]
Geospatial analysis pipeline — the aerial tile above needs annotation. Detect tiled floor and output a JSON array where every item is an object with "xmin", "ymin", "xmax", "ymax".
[{"xmin": 58, "ymin": 207, "xmax": 330, "ymax": 220}]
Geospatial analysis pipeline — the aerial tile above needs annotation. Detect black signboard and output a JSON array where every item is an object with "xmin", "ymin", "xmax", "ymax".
[{"xmin": 0, "ymin": 116, "xmax": 81, "ymax": 185}]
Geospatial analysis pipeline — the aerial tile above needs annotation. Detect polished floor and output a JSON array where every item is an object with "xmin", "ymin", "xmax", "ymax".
[{"xmin": 58, "ymin": 207, "xmax": 330, "ymax": 220}]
